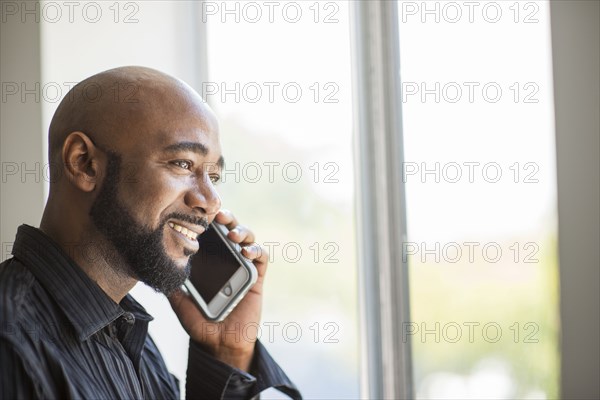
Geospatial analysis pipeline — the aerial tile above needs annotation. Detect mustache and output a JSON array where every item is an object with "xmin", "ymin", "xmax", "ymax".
[{"xmin": 165, "ymin": 212, "xmax": 209, "ymax": 230}]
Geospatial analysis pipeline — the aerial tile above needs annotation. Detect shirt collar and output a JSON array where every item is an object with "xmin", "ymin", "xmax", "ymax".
[{"xmin": 12, "ymin": 224, "xmax": 153, "ymax": 341}]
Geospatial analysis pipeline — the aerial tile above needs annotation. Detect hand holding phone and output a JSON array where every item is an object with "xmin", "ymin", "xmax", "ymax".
[
  {"xmin": 183, "ymin": 221, "xmax": 258, "ymax": 322},
  {"xmin": 169, "ymin": 211, "xmax": 267, "ymax": 371}
]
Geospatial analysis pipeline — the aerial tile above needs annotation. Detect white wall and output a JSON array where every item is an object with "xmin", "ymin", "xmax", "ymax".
[{"xmin": 1, "ymin": 3, "xmax": 45, "ymax": 257}]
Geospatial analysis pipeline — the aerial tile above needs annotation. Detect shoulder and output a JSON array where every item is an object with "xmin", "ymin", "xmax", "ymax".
[
  {"xmin": 0, "ymin": 257, "xmax": 36, "ymax": 326},
  {"xmin": 0, "ymin": 257, "xmax": 61, "ymax": 349}
]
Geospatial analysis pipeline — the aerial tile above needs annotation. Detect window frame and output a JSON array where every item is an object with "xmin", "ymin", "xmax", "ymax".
[{"xmin": 349, "ymin": 1, "xmax": 413, "ymax": 398}]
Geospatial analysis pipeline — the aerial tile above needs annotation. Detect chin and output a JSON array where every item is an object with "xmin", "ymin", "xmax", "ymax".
[{"xmin": 172, "ymin": 256, "xmax": 190, "ymax": 270}]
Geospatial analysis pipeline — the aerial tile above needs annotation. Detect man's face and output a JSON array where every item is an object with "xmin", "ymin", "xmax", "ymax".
[{"xmin": 89, "ymin": 108, "xmax": 223, "ymax": 295}]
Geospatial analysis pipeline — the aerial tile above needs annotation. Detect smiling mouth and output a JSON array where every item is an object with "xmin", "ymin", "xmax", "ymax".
[{"xmin": 168, "ymin": 222, "xmax": 201, "ymax": 241}]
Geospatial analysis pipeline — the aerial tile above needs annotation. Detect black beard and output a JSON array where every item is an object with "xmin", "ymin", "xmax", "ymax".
[{"xmin": 89, "ymin": 152, "xmax": 205, "ymax": 296}]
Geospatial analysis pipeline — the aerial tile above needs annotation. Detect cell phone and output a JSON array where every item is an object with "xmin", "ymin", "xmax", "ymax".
[{"xmin": 183, "ymin": 221, "xmax": 258, "ymax": 322}]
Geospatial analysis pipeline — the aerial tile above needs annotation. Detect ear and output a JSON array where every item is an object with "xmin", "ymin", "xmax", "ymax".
[{"xmin": 62, "ymin": 132, "xmax": 101, "ymax": 192}]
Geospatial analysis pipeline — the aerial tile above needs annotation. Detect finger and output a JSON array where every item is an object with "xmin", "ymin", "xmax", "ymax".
[
  {"xmin": 243, "ymin": 244, "xmax": 269, "ymax": 287},
  {"xmin": 228, "ymin": 225, "xmax": 255, "ymax": 245},
  {"xmin": 214, "ymin": 209, "xmax": 238, "ymax": 229},
  {"xmin": 242, "ymin": 244, "xmax": 268, "ymax": 266}
]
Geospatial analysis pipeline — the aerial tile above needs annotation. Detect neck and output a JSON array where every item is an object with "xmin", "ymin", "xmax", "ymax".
[{"xmin": 40, "ymin": 204, "xmax": 137, "ymax": 303}]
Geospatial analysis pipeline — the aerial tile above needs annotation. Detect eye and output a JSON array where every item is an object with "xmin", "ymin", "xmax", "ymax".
[
  {"xmin": 209, "ymin": 175, "xmax": 221, "ymax": 184},
  {"xmin": 172, "ymin": 160, "xmax": 192, "ymax": 170}
]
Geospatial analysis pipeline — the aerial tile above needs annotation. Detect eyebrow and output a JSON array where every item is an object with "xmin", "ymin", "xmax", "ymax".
[{"xmin": 163, "ymin": 141, "xmax": 225, "ymax": 169}]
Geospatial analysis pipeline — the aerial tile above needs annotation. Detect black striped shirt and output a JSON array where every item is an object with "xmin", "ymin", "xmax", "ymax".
[{"xmin": 0, "ymin": 225, "xmax": 301, "ymax": 399}]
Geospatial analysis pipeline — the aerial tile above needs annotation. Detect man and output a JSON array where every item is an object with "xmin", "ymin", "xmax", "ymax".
[{"xmin": 0, "ymin": 66, "xmax": 301, "ymax": 399}]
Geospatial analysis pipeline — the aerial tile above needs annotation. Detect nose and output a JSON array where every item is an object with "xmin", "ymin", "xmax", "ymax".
[{"xmin": 184, "ymin": 175, "xmax": 221, "ymax": 217}]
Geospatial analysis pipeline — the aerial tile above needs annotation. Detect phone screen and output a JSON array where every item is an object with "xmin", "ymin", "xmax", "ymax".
[{"xmin": 188, "ymin": 225, "xmax": 241, "ymax": 303}]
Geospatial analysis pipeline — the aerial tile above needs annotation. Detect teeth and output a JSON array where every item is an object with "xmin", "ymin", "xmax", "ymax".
[{"xmin": 169, "ymin": 222, "xmax": 198, "ymax": 240}]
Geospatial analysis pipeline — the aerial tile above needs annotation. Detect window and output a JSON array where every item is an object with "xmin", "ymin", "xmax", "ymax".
[
  {"xmin": 349, "ymin": 1, "xmax": 559, "ymax": 398},
  {"xmin": 397, "ymin": 1, "xmax": 559, "ymax": 398},
  {"xmin": 203, "ymin": 2, "xmax": 360, "ymax": 397}
]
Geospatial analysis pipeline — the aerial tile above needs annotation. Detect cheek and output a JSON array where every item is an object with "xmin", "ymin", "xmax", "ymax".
[{"xmin": 118, "ymin": 170, "xmax": 187, "ymax": 225}]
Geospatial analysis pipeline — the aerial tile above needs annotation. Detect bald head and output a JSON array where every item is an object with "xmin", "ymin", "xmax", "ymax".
[{"xmin": 48, "ymin": 66, "xmax": 217, "ymax": 166}]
